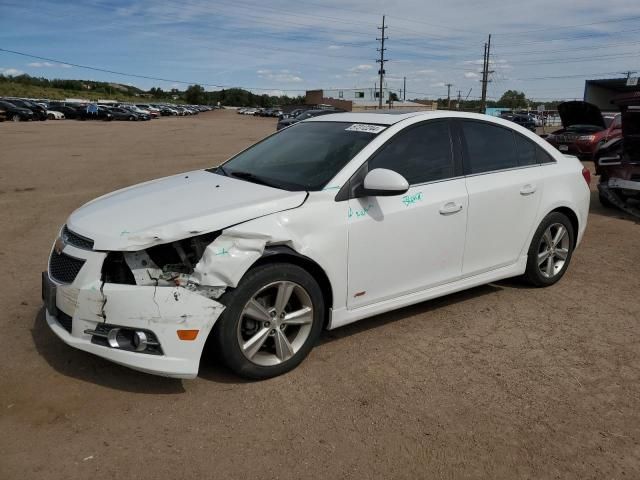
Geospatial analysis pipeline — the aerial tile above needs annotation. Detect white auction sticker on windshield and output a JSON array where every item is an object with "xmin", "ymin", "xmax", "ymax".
[{"xmin": 345, "ymin": 124, "xmax": 386, "ymax": 134}]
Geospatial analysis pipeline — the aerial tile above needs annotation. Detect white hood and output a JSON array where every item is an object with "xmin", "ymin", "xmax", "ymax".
[{"xmin": 67, "ymin": 170, "xmax": 307, "ymax": 251}]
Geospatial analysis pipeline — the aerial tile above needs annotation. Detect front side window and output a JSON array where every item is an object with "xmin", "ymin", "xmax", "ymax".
[
  {"xmin": 461, "ymin": 120, "xmax": 518, "ymax": 174},
  {"xmin": 216, "ymin": 122, "xmax": 379, "ymax": 191},
  {"xmin": 367, "ymin": 120, "xmax": 455, "ymax": 185}
]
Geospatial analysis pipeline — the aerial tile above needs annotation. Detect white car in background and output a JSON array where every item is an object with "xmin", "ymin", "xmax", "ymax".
[
  {"xmin": 43, "ymin": 111, "xmax": 590, "ymax": 379},
  {"xmin": 46, "ymin": 110, "xmax": 65, "ymax": 120}
]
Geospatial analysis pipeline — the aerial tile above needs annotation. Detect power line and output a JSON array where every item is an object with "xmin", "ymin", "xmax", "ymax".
[
  {"xmin": 493, "ymin": 14, "xmax": 640, "ymax": 36},
  {"xmin": 0, "ymin": 47, "xmax": 309, "ymax": 92}
]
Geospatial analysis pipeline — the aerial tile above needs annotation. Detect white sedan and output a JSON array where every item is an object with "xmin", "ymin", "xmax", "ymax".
[
  {"xmin": 42, "ymin": 111, "xmax": 590, "ymax": 379},
  {"xmin": 46, "ymin": 110, "xmax": 65, "ymax": 120}
]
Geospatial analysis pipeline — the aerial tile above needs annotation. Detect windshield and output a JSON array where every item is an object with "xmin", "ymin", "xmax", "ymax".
[{"xmin": 214, "ymin": 121, "xmax": 381, "ymax": 191}]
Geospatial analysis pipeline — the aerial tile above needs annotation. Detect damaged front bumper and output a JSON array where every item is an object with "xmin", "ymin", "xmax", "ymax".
[{"xmin": 43, "ymin": 241, "xmax": 225, "ymax": 379}]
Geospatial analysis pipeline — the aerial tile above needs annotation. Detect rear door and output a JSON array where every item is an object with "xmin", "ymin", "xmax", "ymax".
[{"xmin": 458, "ymin": 120, "xmax": 544, "ymax": 276}]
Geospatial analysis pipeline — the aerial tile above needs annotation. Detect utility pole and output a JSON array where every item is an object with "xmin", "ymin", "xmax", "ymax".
[
  {"xmin": 480, "ymin": 34, "xmax": 493, "ymax": 113},
  {"xmin": 403, "ymin": 76, "xmax": 406, "ymax": 101},
  {"xmin": 457, "ymin": 89, "xmax": 462, "ymax": 110},
  {"xmin": 376, "ymin": 15, "xmax": 388, "ymax": 109},
  {"xmin": 446, "ymin": 83, "xmax": 453, "ymax": 109}
]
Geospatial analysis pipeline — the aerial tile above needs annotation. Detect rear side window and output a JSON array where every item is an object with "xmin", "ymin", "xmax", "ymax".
[
  {"xmin": 368, "ymin": 120, "xmax": 455, "ymax": 184},
  {"xmin": 513, "ymin": 133, "xmax": 538, "ymax": 166},
  {"xmin": 537, "ymin": 147, "xmax": 556, "ymax": 164},
  {"xmin": 461, "ymin": 120, "xmax": 518, "ymax": 174}
]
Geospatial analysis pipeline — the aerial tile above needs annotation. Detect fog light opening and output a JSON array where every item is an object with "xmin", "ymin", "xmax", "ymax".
[
  {"xmin": 107, "ymin": 327, "xmax": 121, "ymax": 348},
  {"xmin": 132, "ymin": 331, "xmax": 148, "ymax": 351}
]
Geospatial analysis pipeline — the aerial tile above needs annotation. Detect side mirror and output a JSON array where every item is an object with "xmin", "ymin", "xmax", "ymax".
[{"xmin": 361, "ymin": 168, "xmax": 409, "ymax": 196}]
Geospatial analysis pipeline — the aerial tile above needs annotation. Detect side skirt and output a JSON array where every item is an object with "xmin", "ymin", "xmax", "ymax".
[{"xmin": 328, "ymin": 256, "xmax": 527, "ymax": 330}]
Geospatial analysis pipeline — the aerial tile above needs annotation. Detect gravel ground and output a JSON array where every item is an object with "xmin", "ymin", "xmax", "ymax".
[{"xmin": 0, "ymin": 110, "xmax": 639, "ymax": 479}]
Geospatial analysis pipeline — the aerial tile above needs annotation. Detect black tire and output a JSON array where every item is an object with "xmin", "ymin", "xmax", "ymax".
[
  {"xmin": 213, "ymin": 263, "xmax": 324, "ymax": 379},
  {"xmin": 523, "ymin": 212, "xmax": 575, "ymax": 287},
  {"xmin": 129, "ymin": 116, "xmax": 135, "ymax": 121},
  {"xmin": 11, "ymin": 114, "xmax": 21, "ymax": 122}
]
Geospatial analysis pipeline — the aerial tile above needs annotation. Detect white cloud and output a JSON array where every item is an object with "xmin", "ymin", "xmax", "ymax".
[
  {"xmin": 328, "ymin": 45, "xmax": 342, "ymax": 50},
  {"xmin": 430, "ymin": 82, "xmax": 446, "ymax": 88},
  {"xmin": 0, "ymin": 67, "xmax": 24, "ymax": 76},
  {"xmin": 27, "ymin": 62, "xmax": 72, "ymax": 68},
  {"xmin": 348, "ymin": 64, "xmax": 373, "ymax": 73},
  {"xmin": 464, "ymin": 72, "xmax": 479, "ymax": 78},
  {"xmin": 257, "ymin": 69, "xmax": 303, "ymax": 83}
]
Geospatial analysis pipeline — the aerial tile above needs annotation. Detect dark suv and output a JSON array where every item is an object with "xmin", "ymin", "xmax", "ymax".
[{"xmin": 499, "ymin": 112, "xmax": 536, "ymax": 131}]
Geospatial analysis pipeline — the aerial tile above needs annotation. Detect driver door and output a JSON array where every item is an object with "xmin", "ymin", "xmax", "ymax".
[{"xmin": 346, "ymin": 120, "xmax": 468, "ymax": 309}]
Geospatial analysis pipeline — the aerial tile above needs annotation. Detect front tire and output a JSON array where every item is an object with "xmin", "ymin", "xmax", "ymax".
[
  {"xmin": 523, "ymin": 212, "xmax": 575, "ymax": 287},
  {"xmin": 213, "ymin": 263, "xmax": 324, "ymax": 379}
]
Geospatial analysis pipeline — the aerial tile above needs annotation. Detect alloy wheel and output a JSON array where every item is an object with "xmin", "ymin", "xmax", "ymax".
[
  {"xmin": 237, "ymin": 281, "xmax": 314, "ymax": 367},
  {"xmin": 537, "ymin": 223, "xmax": 570, "ymax": 278}
]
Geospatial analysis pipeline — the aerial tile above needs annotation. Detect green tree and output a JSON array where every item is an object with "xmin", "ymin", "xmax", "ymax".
[
  {"xmin": 185, "ymin": 84, "xmax": 206, "ymax": 104},
  {"xmin": 498, "ymin": 90, "xmax": 528, "ymax": 109}
]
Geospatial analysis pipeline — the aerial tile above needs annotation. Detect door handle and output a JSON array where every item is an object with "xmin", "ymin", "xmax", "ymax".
[
  {"xmin": 520, "ymin": 184, "xmax": 537, "ymax": 196},
  {"xmin": 439, "ymin": 201, "xmax": 463, "ymax": 215}
]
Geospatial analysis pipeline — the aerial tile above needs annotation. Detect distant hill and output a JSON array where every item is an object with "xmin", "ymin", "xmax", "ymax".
[{"xmin": 0, "ymin": 73, "xmax": 303, "ymax": 106}]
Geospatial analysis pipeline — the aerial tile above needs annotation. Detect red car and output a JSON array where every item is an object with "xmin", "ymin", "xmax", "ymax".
[{"xmin": 546, "ymin": 101, "xmax": 621, "ymax": 161}]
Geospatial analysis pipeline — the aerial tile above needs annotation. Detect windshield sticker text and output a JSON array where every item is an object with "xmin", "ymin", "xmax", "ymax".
[
  {"xmin": 345, "ymin": 124, "xmax": 386, "ymax": 134},
  {"xmin": 402, "ymin": 192, "xmax": 423, "ymax": 207}
]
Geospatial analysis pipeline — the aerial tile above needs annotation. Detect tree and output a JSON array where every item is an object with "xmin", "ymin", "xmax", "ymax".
[
  {"xmin": 185, "ymin": 84, "xmax": 206, "ymax": 104},
  {"xmin": 498, "ymin": 90, "xmax": 528, "ymax": 109}
]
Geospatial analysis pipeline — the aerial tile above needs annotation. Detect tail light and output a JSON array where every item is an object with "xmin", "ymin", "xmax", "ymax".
[{"xmin": 581, "ymin": 166, "xmax": 591, "ymax": 186}]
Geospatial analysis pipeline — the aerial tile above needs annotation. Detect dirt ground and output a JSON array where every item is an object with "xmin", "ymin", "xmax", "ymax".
[{"xmin": 1, "ymin": 110, "xmax": 639, "ymax": 480}]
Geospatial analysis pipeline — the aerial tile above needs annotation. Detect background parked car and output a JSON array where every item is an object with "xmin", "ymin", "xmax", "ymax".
[
  {"xmin": 276, "ymin": 109, "xmax": 340, "ymax": 130},
  {"xmin": 47, "ymin": 103, "xmax": 83, "ymax": 120},
  {"xmin": 0, "ymin": 106, "xmax": 6, "ymax": 122},
  {"xmin": 500, "ymin": 112, "xmax": 537, "ymax": 131},
  {"xmin": 0, "ymin": 99, "xmax": 35, "ymax": 121},
  {"xmin": 545, "ymin": 101, "xmax": 622, "ymax": 161},
  {"xmin": 4, "ymin": 98, "xmax": 47, "ymax": 121},
  {"xmin": 105, "ymin": 106, "xmax": 142, "ymax": 121}
]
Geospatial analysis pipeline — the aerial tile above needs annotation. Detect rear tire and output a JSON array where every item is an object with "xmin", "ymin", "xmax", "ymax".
[
  {"xmin": 11, "ymin": 114, "xmax": 20, "ymax": 122},
  {"xmin": 523, "ymin": 212, "xmax": 575, "ymax": 287},
  {"xmin": 213, "ymin": 263, "xmax": 324, "ymax": 379}
]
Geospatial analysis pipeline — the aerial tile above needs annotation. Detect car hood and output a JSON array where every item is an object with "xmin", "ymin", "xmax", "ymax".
[
  {"xmin": 67, "ymin": 170, "xmax": 307, "ymax": 251},
  {"xmin": 558, "ymin": 101, "xmax": 606, "ymax": 129}
]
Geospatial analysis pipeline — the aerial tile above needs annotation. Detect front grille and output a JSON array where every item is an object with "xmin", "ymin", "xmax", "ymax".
[
  {"xmin": 62, "ymin": 225, "xmax": 94, "ymax": 250},
  {"xmin": 555, "ymin": 134, "xmax": 578, "ymax": 143},
  {"xmin": 49, "ymin": 251, "xmax": 85, "ymax": 284},
  {"xmin": 56, "ymin": 310, "xmax": 73, "ymax": 333}
]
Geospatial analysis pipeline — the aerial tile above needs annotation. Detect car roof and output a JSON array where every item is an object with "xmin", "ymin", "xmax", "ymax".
[{"xmin": 305, "ymin": 110, "xmax": 511, "ymax": 126}]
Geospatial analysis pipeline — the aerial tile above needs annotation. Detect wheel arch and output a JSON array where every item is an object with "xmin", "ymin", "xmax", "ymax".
[
  {"xmin": 251, "ymin": 246, "xmax": 334, "ymax": 328},
  {"xmin": 549, "ymin": 206, "xmax": 579, "ymax": 240}
]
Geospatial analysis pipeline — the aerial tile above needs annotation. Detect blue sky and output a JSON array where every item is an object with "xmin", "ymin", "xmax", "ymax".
[{"xmin": 1, "ymin": 0, "xmax": 640, "ymax": 101}]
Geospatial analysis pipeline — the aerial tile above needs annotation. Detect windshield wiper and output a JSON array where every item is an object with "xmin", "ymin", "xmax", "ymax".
[
  {"xmin": 229, "ymin": 170, "xmax": 281, "ymax": 189},
  {"xmin": 215, "ymin": 165, "xmax": 228, "ymax": 176}
]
